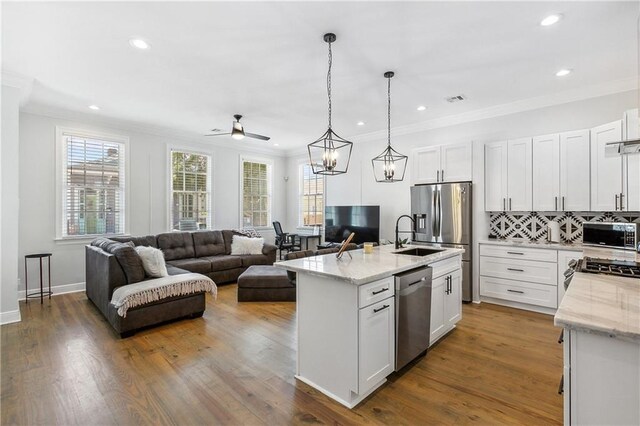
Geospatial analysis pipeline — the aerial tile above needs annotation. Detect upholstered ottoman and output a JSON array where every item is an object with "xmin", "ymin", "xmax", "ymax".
[{"xmin": 237, "ymin": 265, "xmax": 295, "ymax": 302}]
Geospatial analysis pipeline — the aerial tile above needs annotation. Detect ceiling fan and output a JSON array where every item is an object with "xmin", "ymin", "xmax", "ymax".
[{"xmin": 205, "ymin": 114, "xmax": 270, "ymax": 141}]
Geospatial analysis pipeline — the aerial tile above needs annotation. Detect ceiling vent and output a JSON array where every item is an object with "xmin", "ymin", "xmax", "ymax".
[{"xmin": 446, "ymin": 94, "xmax": 466, "ymax": 103}]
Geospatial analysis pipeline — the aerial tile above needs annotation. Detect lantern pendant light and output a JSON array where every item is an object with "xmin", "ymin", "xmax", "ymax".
[
  {"xmin": 307, "ymin": 33, "xmax": 353, "ymax": 176},
  {"xmin": 372, "ymin": 71, "xmax": 408, "ymax": 183}
]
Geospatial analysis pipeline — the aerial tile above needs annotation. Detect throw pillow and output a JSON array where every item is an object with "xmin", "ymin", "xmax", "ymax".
[
  {"xmin": 230, "ymin": 235, "xmax": 264, "ymax": 255},
  {"xmin": 111, "ymin": 244, "xmax": 146, "ymax": 284},
  {"xmin": 135, "ymin": 246, "xmax": 169, "ymax": 278},
  {"xmin": 232, "ymin": 228, "xmax": 261, "ymax": 238}
]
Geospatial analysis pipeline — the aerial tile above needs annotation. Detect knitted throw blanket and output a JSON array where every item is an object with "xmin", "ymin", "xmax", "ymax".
[{"xmin": 111, "ymin": 273, "xmax": 217, "ymax": 318}]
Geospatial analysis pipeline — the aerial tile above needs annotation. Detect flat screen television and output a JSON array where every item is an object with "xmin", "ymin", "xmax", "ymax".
[{"xmin": 324, "ymin": 205, "xmax": 380, "ymax": 245}]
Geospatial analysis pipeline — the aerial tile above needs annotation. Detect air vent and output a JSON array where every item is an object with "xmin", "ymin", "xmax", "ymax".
[
  {"xmin": 446, "ymin": 94, "xmax": 466, "ymax": 103},
  {"xmin": 210, "ymin": 128, "xmax": 223, "ymax": 133}
]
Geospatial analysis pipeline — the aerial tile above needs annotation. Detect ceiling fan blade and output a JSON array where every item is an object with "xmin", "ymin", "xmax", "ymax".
[
  {"xmin": 204, "ymin": 133, "xmax": 231, "ymax": 137},
  {"xmin": 244, "ymin": 132, "xmax": 271, "ymax": 141}
]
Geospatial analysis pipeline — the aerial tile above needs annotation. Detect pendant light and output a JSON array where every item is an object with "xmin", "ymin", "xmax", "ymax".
[
  {"xmin": 372, "ymin": 71, "xmax": 408, "ymax": 182},
  {"xmin": 307, "ymin": 33, "xmax": 353, "ymax": 176}
]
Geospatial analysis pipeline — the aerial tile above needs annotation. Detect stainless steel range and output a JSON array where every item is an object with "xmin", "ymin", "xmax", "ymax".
[{"xmin": 576, "ymin": 257, "xmax": 640, "ymax": 279}]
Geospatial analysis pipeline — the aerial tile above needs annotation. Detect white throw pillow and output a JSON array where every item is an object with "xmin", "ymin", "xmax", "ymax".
[
  {"xmin": 135, "ymin": 246, "xmax": 169, "ymax": 278},
  {"xmin": 230, "ymin": 235, "xmax": 264, "ymax": 255}
]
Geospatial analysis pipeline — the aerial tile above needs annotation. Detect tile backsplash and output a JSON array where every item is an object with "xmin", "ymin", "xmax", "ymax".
[{"xmin": 489, "ymin": 212, "xmax": 640, "ymax": 243}]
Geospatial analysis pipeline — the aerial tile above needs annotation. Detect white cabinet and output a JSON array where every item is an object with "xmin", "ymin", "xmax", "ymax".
[
  {"xmin": 358, "ymin": 297, "xmax": 395, "ymax": 393},
  {"xmin": 413, "ymin": 142, "xmax": 472, "ymax": 184},
  {"xmin": 623, "ymin": 109, "xmax": 640, "ymax": 211},
  {"xmin": 413, "ymin": 146, "xmax": 440, "ymax": 183},
  {"xmin": 591, "ymin": 120, "xmax": 624, "ymax": 211},
  {"xmin": 429, "ymin": 258, "xmax": 463, "ymax": 346},
  {"xmin": 533, "ymin": 133, "xmax": 560, "ymax": 211},
  {"xmin": 484, "ymin": 138, "xmax": 532, "ymax": 211},
  {"xmin": 557, "ymin": 250, "xmax": 583, "ymax": 305},
  {"xmin": 533, "ymin": 131, "xmax": 590, "ymax": 212},
  {"xmin": 560, "ymin": 130, "xmax": 591, "ymax": 211}
]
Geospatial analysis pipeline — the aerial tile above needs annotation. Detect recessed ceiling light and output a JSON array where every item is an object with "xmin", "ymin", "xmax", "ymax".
[
  {"xmin": 88, "ymin": 105, "xmax": 100, "ymax": 110},
  {"xmin": 555, "ymin": 68, "xmax": 572, "ymax": 77},
  {"xmin": 129, "ymin": 38, "xmax": 150, "ymax": 50},
  {"xmin": 274, "ymin": 143, "xmax": 279, "ymax": 146},
  {"xmin": 357, "ymin": 121, "xmax": 365, "ymax": 126},
  {"xmin": 417, "ymin": 106, "xmax": 427, "ymax": 111},
  {"xmin": 540, "ymin": 14, "xmax": 562, "ymax": 27}
]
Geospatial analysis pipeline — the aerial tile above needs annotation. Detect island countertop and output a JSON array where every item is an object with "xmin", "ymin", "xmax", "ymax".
[
  {"xmin": 554, "ymin": 247, "xmax": 640, "ymax": 344},
  {"xmin": 274, "ymin": 244, "xmax": 463, "ymax": 285}
]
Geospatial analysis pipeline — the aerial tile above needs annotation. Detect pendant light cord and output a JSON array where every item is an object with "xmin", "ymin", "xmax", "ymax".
[
  {"xmin": 387, "ymin": 76, "xmax": 391, "ymax": 148},
  {"xmin": 327, "ymin": 40, "xmax": 332, "ymax": 129}
]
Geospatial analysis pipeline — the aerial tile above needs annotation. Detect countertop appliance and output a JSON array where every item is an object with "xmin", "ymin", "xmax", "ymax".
[
  {"xmin": 582, "ymin": 222, "xmax": 638, "ymax": 251},
  {"xmin": 411, "ymin": 182, "xmax": 472, "ymax": 302},
  {"xmin": 394, "ymin": 266, "xmax": 432, "ymax": 371}
]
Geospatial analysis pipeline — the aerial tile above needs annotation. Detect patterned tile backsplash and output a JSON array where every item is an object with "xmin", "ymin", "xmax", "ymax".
[{"xmin": 489, "ymin": 212, "xmax": 640, "ymax": 243}]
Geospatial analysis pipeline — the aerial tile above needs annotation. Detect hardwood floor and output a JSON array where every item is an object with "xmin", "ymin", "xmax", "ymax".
[{"xmin": 1, "ymin": 285, "xmax": 563, "ymax": 425}]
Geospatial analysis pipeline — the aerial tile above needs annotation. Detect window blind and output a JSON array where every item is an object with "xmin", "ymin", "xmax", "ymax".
[
  {"xmin": 62, "ymin": 134, "xmax": 126, "ymax": 237},
  {"xmin": 300, "ymin": 163, "xmax": 324, "ymax": 226},
  {"xmin": 242, "ymin": 161, "xmax": 271, "ymax": 227},
  {"xmin": 170, "ymin": 150, "xmax": 211, "ymax": 231}
]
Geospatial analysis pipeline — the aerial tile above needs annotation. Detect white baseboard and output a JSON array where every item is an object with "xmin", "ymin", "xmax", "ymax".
[
  {"xmin": 18, "ymin": 281, "xmax": 85, "ymax": 301},
  {"xmin": 0, "ymin": 310, "xmax": 22, "ymax": 325}
]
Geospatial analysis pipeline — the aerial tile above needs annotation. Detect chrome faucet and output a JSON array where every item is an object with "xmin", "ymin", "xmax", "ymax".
[{"xmin": 395, "ymin": 215, "xmax": 415, "ymax": 249}]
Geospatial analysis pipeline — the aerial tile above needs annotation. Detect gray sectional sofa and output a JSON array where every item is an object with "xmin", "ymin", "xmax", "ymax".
[{"xmin": 86, "ymin": 230, "xmax": 277, "ymax": 337}]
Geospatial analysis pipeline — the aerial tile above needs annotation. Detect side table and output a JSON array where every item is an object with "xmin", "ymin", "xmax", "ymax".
[{"xmin": 25, "ymin": 253, "xmax": 52, "ymax": 304}]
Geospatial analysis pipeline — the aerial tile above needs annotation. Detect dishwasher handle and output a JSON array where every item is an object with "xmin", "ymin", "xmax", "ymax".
[{"xmin": 395, "ymin": 267, "xmax": 433, "ymax": 292}]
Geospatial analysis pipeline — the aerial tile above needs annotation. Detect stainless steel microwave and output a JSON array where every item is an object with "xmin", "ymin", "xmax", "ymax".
[{"xmin": 582, "ymin": 222, "xmax": 639, "ymax": 251}]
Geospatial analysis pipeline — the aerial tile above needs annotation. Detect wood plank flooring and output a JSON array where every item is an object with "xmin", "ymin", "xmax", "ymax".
[{"xmin": 1, "ymin": 285, "xmax": 563, "ymax": 425}]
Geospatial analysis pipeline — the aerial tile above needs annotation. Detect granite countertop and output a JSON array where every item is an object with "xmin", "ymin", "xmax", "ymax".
[
  {"xmin": 274, "ymin": 244, "xmax": 463, "ymax": 285},
  {"xmin": 478, "ymin": 239, "xmax": 584, "ymax": 252},
  {"xmin": 554, "ymin": 272, "xmax": 640, "ymax": 343}
]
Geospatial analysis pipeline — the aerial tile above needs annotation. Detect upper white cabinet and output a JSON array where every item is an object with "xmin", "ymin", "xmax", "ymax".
[
  {"xmin": 485, "ymin": 138, "xmax": 532, "ymax": 211},
  {"xmin": 623, "ymin": 109, "xmax": 640, "ymax": 211},
  {"xmin": 533, "ymin": 134, "xmax": 560, "ymax": 211},
  {"xmin": 591, "ymin": 120, "xmax": 624, "ymax": 211},
  {"xmin": 413, "ymin": 142, "xmax": 472, "ymax": 184},
  {"xmin": 533, "ymin": 130, "xmax": 590, "ymax": 211}
]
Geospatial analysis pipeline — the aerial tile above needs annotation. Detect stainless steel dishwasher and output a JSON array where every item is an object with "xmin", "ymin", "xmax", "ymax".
[{"xmin": 394, "ymin": 266, "xmax": 433, "ymax": 371}]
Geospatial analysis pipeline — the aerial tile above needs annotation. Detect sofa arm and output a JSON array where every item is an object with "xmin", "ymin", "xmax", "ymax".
[
  {"xmin": 262, "ymin": 243, "xmax": 277, "ymax": 263},
  {"xmin": 85, "ymin": 245, "xmax": 127, "ymax": 318}
]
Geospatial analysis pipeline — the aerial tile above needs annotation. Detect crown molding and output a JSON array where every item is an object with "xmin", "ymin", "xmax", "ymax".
[
  {"xmin": 350, "ymin": 76, "xmax": 639, "ymax": 144},
  {"xmin": 1, "ymin": 71, "xmax": 34, "ymax": 106},
  {"xmin": 20, "ymin": 103, "xmax": 286, "ymax": 158}
]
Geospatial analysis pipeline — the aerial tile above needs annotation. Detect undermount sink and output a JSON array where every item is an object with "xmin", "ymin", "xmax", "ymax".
[{"xmin": 394, "ymin": 247, "xmax": 444, "ymax": 257}]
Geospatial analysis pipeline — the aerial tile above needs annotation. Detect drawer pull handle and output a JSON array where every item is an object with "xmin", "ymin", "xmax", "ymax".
[
  {"xmin": 507, "ymin": 268, "xmax": 525, "ymax": 272},
  {"xmin": 373, "ymin": 304, "xmax": 390, "ymax": 313},
  {"xmin": 506, "ymin": 252, "xmax": 524, "ymax": 255},
  {"xmin": 372, "ymin": 288, "xmax": 389, "ymax": 295},
  {"xmin": 507, "ymin": 289, "xmax": 524, "ymax": 294}
]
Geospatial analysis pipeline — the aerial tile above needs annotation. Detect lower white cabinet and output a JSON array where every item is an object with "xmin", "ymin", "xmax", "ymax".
[
  {"xmin": 358, "ymin": 297, "xmax": 395, "ymax": 392},
  {"xmin": 563, "ymin": 329, "xmax": 640, "ymax": 425},
  {"xmin": 430, "ymin": 261, "xmax": 462, "ymax": 346}
]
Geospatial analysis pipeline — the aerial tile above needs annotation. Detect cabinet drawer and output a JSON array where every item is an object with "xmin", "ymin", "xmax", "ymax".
[
  {"xmin": 479, "ymin": 244, "xmax": 558, "ymax": 263},
  {"xmin": 480, "ymin": 276, "xmax": 558, "ymax": 308},
  {"xmin": 359, "ymin": 277, "xmax": 394, "ymax": 309},
  {"xmin": 480, "ymin": 256, "xmax": 557, "ymax": 286},
  {"xmin": 430, "ymin": 257, "xmax": 461, "ymax": 279}
]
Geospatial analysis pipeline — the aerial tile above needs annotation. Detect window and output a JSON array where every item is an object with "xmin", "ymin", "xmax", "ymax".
[
  {"xmin": 299, "ymin": 163, "xmax": 324, "ymax": 226},
  {"xmin": 56, "ymin": 128, "xmax": 128, "ymax": 238},
  {"xmin": 241, "ymin": 159, "xmax": 272, "ymax": 227},
  {"xmin": 170, "ymin": 150, "xmax": 212, "ymax": 231}
]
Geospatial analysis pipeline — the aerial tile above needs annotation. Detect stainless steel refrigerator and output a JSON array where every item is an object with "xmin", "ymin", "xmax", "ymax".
[{"xmin": 410, "ymin": 182, "xmax": 472, "ymax": 302}]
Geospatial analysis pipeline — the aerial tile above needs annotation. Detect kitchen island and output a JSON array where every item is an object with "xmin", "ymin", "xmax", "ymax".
[
  {"xmin": 275, "ymin": 244, "xmax": 463, "ymax": 408},
  {"xmin": 554, "ymin": 249, "xmax": 640, "ymax": 426}
]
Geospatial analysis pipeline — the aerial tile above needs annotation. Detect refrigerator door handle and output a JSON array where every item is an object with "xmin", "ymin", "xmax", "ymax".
[
  {"xmin": 432, "ymin": 189, "xmax": 438, "ymax": 237},
  {"xmin": 436, "ymin": 188, "xmax": 442, "ymax": 239}
]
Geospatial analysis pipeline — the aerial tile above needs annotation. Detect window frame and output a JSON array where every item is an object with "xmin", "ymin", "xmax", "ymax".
[
  {"xmin": 55, "ymin": 126, "xmax": 130, "ymax": 241},
  {"xmin": 167, "ymin": 146, "xmax": 214, "ymax": 232},
  {"xmin": 239, "ymin": 155, "xmax": 273, "ymax": 230},
  {"xmin": 298, "ymin": 162, "xmax": 325, "ymax": 228}
]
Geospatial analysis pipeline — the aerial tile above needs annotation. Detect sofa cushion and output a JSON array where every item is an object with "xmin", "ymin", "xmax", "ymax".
[
  {"xmin": 165, "ymin": 258, "xmax": 212, "ymax": 274},
  {"xmin": 157, "ymin": 232, "xmax": 195, "ymax": 261},
  {"xmin": 192, "ymin": 231, "xmax": 226, "ymax": 257},
  {"xmin": 241, "ymin": 254, "xmax": 274, "ymax": 268},
  {"xmin": 112, "ymin": 235, "xmax": 158, "ymax": 248},
  {"xmin": 166, "ymin": 265, "xmax": 190, "ymax": 276},
  {"xmin": 111, "ymin": 245, "xmax": 146, "ymax": 284},
  {"xmin": 202, "ymin": 255, "xmax": 243, "ymax": 270}
]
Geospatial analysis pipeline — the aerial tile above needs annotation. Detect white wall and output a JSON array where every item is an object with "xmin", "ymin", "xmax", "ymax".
[
  {"xmin": 287, "ymin": 90, "xmax": 637, "ymax": 302},
  {"xmin": 18, "ymin": 111, "xmax": 287, "ymax": 292},
  {"xmin": 1, "ymin": 85, "xmax": 22, "ymax": 324}
]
